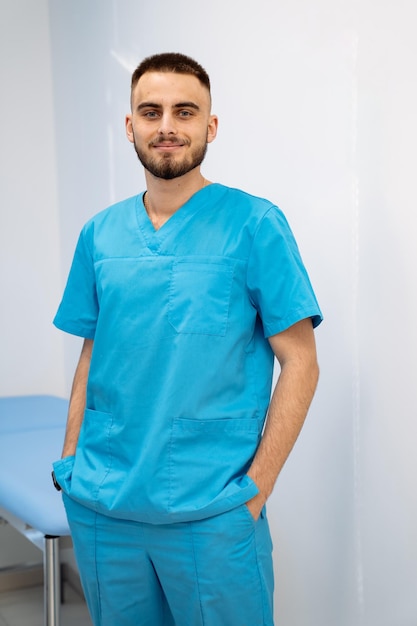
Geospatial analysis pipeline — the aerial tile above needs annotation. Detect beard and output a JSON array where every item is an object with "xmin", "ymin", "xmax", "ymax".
[{"xmin": 132, "ymin": 132, "xmax": 208, "ymax": 180}]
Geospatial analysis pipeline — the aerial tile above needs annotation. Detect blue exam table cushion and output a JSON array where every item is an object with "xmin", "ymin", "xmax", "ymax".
[{"xmin": 0, "ymin": 396, "xmax": 70, "ymax": 537}]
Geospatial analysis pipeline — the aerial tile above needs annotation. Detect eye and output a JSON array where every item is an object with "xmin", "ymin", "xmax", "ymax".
[
  {"xmin": 178, "ymin": 110, "xmax": 192, "ymax": 118},
  {"xmin": 143, "ymin": 110, "xmax": 159, "ymax": 119}
]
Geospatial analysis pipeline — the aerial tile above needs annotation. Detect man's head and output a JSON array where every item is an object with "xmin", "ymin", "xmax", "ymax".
[{"xmin": 126, "ymin": 53, "xmax": 217, "ymax": 180}]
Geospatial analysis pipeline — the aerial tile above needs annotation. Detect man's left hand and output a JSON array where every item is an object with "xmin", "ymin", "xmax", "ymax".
[{"xmin": 245, "ymin": 492, "xmax": 266, "ymax": 521}]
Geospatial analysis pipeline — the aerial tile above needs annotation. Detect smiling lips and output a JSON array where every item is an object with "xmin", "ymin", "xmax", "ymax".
[{"xmin": 150, "ymin": 137, "xmax": 188, "ymax": 150}]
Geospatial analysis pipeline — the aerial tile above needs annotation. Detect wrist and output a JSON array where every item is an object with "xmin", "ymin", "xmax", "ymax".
[{"xmin": 247, "ymin": 470, "xmax": 271, "ymax": 500}]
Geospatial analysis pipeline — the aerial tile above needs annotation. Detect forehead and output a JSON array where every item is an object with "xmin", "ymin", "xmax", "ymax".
[{"xmin": 132, "ymin": 71, "xmax": 211, "ymax": 109}]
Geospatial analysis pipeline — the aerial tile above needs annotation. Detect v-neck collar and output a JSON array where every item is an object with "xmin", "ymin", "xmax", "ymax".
[{"xmin": 135, "ymin": 183, "xmax": 220, "ymax": 253}]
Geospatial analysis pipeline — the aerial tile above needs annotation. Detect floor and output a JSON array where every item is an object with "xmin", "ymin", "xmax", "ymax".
[{"xmin": 0, "ymin": 582, "xmax": 92, "ymax": 626}]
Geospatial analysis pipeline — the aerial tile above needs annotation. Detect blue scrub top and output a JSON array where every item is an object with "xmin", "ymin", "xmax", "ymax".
[{"xmin": 53, "ymin": 183, "xmax": 322, "ymax": 524}]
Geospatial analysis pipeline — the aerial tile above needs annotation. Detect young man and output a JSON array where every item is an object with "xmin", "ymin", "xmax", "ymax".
[{"xmin": 52, "ymin": 52, "xmax": 322, "ymax": 626}]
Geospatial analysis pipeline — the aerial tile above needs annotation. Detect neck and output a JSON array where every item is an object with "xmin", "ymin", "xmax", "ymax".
[{"xmin": 143, "ymin": 168, "xmax": 210, "ymax": 229}]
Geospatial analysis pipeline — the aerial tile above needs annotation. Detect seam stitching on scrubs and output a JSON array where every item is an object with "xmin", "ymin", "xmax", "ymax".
[
  {"xmin": 167, "ymin": 422, "xmax": 173, "ymax": 511},
  {"xmin": 95, "ymin": 414, "xmax": 114, "ymax": 503},
  {"xmin": 253, "ymin": 523, "xmax": 267, "ymax": 625},
  {"xmin": 189, "ymin": 522, "xmax": 206, "ymax": 626},
  {"xmin": 93, "ymin": 510, "xmax": 103, "ymax": 623},
  {"xmin": 245, "ymin": 205, "xmax": 276, "ymax": 309},
  {"xmin": 246, "ymin": 349, "xmax": 261, "ymax": 422}
]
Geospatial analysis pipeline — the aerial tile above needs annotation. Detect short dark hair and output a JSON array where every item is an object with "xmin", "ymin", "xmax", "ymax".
[{"xmin": 131, "ymin": 52, "xmax": 211, "ymax": 94}]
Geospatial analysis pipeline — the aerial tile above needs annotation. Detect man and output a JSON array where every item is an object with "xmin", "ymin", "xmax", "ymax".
[{"xmin": 52, "ymin": 52, "xmax": 322, "ymax": 626}]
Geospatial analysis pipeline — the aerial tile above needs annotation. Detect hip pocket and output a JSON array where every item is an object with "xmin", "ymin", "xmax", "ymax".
[
  {"xmin": 168, "ymin": 260, "xmax": 234, "ymax": 336},
  {"xmin": 71, "ymin": 408, "xmax": 114, "ymax": 502},
  {"xmin": 169, "ymin": 417, "xmax": 260, "ymax": 510}
]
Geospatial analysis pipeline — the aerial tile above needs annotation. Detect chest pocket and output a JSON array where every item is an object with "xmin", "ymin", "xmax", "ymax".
[{"xmin": 168, "ymin": 260, "xmax": 234, "ymax": 336}]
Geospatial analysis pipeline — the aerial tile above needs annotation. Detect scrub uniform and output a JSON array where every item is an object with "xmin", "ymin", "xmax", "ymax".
[{"xmin": 53, "ymin": 183, "xmax": 322, "ymax": 625}]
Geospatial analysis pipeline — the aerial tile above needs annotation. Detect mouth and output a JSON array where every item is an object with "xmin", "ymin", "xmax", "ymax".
[
  {"xmin": 150, "ymin": 138, "xmax": 187, "ymax": 152},
  {"xmin": 153, "ymin": 143, "xmax": 185, "ymax": 152}
]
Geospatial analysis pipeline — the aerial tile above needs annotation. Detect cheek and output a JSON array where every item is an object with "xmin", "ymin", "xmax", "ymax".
[{"xmin": 130, "ymin": 126, "xmax": 148, "ymax": 146}]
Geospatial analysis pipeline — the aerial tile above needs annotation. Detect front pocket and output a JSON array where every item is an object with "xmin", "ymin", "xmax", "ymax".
[
  {"xmin": 71, "ymin": 408, "xmax": 114, "ymax": 502},
  {"xmin": 168, "ymin": 260, "xmax": 234, "ymax": 336},
  {"xmin": 169, "ymin": 417, "xmax": 261, "ymax": 510}
]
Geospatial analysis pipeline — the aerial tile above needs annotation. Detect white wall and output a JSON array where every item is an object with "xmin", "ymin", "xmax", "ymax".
[
  {"xmin": 355, "ymin": 5, "xmax": 417, "ymax": 622},
  {"xmin": 2, "ymin": 0, "xmax": 416, "ymax": 623},
  {"xmin": 0, "ymin": 0, "xmax": 66, "ymax": 396}
]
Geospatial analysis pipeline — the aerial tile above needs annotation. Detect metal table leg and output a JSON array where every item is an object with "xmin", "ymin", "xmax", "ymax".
[{"xmin": 44, "ymin": 536, "xmax": 61, "ymax": 626}]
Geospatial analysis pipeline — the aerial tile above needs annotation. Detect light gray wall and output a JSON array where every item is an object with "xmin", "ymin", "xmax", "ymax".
[
  {"xmin": 0, "ymin": 0, "xmax": 66, "ymax": 397},
  {"xmin": 2, "ymin": 0, "xmax": 416, "ymax": 623}
]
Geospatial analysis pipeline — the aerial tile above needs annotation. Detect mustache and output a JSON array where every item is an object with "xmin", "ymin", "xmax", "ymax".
[{"xmin": 149, "ymin": 136, "xmax": 190, "ymax": 147}]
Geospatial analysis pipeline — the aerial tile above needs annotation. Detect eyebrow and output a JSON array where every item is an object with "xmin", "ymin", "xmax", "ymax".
[
  {"xmin": 174, "ymin": 102, "xmax": 200, "ymax": 111},
  {"xmin": 136, "ymin": 101, "xmax": 201, "ymax": 112}
]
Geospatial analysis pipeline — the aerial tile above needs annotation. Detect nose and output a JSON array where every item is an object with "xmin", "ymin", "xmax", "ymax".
[{"xmin": 158, "ymin": 111, "xmax": 177, "ymax": 135}]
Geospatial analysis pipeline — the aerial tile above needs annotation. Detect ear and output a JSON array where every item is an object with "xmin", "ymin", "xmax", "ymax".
[
  {"xmin": 207, "ymin": 114, "xmax": 218, "ymax": 144},
  {"xmin": 125, "ymin": 114, "xmax": 134, "ymax": 144}
]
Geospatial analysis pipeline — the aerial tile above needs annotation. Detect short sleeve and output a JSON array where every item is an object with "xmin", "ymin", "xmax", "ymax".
[
  {"xmin": 247, "ymin": 207, "xmax": 322, "ymax": 337},
  {"xmin": 53, "ymin": 226, "xmax": 99, "ymax": 339}
]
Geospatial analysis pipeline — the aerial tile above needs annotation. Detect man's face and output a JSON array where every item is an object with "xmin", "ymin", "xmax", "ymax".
[{"xmin": 126, "ymin": 72, "xmax": 217, "ymax": 180}]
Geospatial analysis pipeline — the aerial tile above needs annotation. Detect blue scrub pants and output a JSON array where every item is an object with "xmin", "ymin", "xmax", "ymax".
[{"xmin": 63, "ymin": 494, "xmax": 274, "ymax": 625}]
